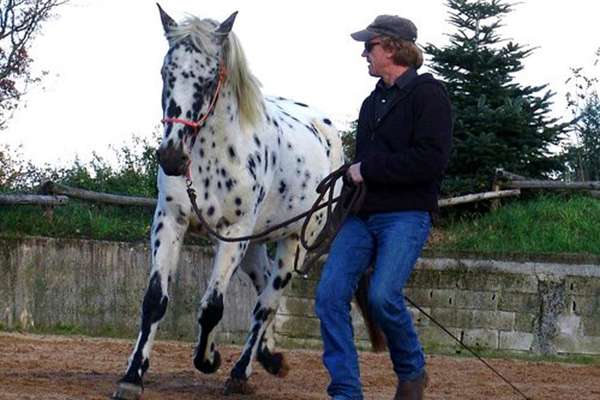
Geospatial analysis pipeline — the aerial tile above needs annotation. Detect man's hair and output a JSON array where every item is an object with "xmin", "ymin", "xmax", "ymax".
[{"xmin": 381, "ymin": 36, "xmax": 423, "ymax": 69}]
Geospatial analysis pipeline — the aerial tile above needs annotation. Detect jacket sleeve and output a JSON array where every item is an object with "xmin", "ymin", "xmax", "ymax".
[{"xmin": 360, "ymin": 83, "xmax": 453, "ymax": 185}]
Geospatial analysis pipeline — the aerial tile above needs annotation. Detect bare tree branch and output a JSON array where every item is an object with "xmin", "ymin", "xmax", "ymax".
[{"xmin": 0, "ymin": 0, "xmax": 67, "ymax": 126}]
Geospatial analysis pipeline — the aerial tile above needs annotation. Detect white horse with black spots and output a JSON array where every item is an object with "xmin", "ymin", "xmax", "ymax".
[{"xmin": 114, "ymin": 5, "xmax": 344, "ymax": 399}]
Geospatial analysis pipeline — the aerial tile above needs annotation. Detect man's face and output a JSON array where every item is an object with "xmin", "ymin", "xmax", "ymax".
[{"xmin": 362, "ymin": 37, "xmax": 393, "ymax": 77}]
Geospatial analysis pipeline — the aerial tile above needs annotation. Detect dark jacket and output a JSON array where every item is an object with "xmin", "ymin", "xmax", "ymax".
[{"xmin": 355, "ymin": 72, "xmax": 453, "ymax": 214}]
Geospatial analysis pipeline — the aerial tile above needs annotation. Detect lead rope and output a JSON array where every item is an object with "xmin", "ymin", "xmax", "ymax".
[
  {"xmin": 187, "ymin": 164, "xmax": 362, "ymax": 277},
  {"xmin": 186, "ymin": 164, "xmax": 354, "ymax": 262},
  {"xmin": 186, "ymin": 165, "xmax": 531, "ymax": 400},
  {"xmin": 404, "ymin": 297, "xmax": 531, "ymax": 399}
]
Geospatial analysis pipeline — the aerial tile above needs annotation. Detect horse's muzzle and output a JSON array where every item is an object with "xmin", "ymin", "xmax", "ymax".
[{"xmin": 156, "ymin": 143, "xmax": 189, "ymax": 176}]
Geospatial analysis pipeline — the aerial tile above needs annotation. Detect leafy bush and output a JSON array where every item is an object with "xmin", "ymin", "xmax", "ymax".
[
  {"xmin": 0, "ymin": 133, "xmax": 159, "ymax": 195},
  {"xmin": 1, "ymin": 133, "xmax": 160, "ymax": 242}
]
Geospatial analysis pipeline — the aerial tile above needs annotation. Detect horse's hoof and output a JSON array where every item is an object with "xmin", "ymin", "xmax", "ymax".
[
  {"xmin": 258, "ymin": 351, "xmax": 290, "ymax": 378},
  {"xmin": 194, "ymin": 350, "xmax": 222, "ymax": 374},
  {"xmin": 275, "ymin": 353, "xmax": 290, "ymax": 378},
  {"xmin": 112, "ymin": 382, "xmax": 143, "ymax": 400},
  {"xmin": 223, "ymin": 377, "xmax": 255, "ymax": 396}
]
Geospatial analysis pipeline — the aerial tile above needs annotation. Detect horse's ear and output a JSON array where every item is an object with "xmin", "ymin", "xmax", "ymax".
[
  {"xmin": 157, "ymin": 3, "xmax": 177, "ymax": 35},
  {"xmin": 215, "ymin": 11, "xmax": 238, "ymax": 38}
]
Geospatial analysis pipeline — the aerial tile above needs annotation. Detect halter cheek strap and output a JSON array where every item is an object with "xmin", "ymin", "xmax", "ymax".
[{"xmin": 161, "ymin": 63, "xmax": 228, "ymax": 133}]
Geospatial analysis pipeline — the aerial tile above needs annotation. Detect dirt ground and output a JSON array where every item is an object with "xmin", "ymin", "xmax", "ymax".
[{"xmin": 1, "ymin": 332, "xmax": 599, "ymax": 400}]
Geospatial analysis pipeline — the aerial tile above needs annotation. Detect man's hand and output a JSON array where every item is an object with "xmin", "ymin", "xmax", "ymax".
[{"xmin": 347, "ymin": 162, "xmax": 364, "ymax": 184}]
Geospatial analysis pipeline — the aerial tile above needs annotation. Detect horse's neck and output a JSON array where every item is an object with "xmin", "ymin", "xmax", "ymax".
[
  {"xmin": 210, "ymin": 84, "xmax": 264, "ymax": 137},
  {"xmin": 209, "ymin": 90, "xmax": 242, "ymax": 136},
  {"xmin": 191, "ymin": 89, "xmax": 250, "ymax": 171}
]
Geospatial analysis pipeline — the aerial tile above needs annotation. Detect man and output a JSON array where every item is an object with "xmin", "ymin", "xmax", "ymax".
[{"xmin": 315, "ymin": 15, "xmax": 452, "ymax": 400}]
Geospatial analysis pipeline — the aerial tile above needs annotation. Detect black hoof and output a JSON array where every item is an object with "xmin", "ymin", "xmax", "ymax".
[
  {"xmin": 194, "ymin": 350, "xmax": 221, "ymax": 374},
  {"xmin": 257, "ymin": 350, "xmax": 290, "ymax": 377},
  {"xmin": 223, "ymin": 377, "xmax": 255, "ymax": 395},
  {"xmin": 112, "ymin": 381, "xmax": 143, "ymax": 400}
]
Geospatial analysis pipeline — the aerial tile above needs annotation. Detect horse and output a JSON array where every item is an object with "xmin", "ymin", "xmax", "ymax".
[{"xmin": 113, "ymin": 5, "xmax": 346, "ymax": 398}]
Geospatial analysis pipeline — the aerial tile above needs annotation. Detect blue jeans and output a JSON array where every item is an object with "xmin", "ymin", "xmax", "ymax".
[{"xmin": 315, "ymin": 211, "xmax": 431, "ymax": 400}]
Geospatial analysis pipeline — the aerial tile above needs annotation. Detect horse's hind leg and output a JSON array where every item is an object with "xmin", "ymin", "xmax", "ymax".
[
  {"xmin": 113, "ymin": 206, "xmax": 188, "ymax": 399},
  {"xmin": 239, "ymin": 243, "xmax": 288, "ymax": 376},
  {"xmin": 256, "ymin": 316, "xmax": 288, "ymax": 376},
  {"xmin": 225, "ymin": 236, "xmax": 302, "ymax": 394},
  {"xmin": 239, "ymin": 242, "xmax": 271, "ymax": 295}
]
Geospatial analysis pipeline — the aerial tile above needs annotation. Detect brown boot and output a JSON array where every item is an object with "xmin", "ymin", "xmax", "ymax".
[{"xmin": 393, "ymin": 371, "xmax": 428, "ymax": 400}]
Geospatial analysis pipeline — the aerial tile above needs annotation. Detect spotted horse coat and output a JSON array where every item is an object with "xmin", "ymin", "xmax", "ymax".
[{"xmin": 114, "ymin": 5, "xmax": 344, "ymax": 398}]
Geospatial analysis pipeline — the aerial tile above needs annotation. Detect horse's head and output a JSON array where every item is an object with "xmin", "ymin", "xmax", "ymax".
[{"xmin": 155, "ymin": 4, "xmax": 237, "ymax": 177}]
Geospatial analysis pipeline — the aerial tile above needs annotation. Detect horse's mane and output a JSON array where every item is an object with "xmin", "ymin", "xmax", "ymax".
[{"xmin": 167, "ymin": 16, "xmax": 265, "ymax": 129}]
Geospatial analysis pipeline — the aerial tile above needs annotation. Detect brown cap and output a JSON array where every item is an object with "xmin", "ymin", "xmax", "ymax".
[{"xmin": 351, "ymin": 15, "xmax": 417, "ymax": 42}]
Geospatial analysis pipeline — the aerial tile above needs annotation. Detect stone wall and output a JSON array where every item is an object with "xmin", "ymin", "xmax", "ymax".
[
  {"xmin": 276, "ymin": 255, "xmax": 600, "ymax": 355},
  {"xmin": 0, "ymin": 236, "xmax": 255, "ymax": 344},
  {"xmin": 1, "ymin": 237, "xmax": 600, "ymax": 355}
]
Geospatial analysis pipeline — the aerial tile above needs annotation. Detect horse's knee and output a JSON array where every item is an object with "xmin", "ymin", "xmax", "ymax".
[
  {"xmin": 194, "ymin": 290, "xmax": 224, "ymax": 374},
  {"xmin": 199, "ymin": 290, "xmax": 224, "ymax": 332},
  {"xmin": 143, "ymin": 272, "xmax": 169, "ymax": 324}
]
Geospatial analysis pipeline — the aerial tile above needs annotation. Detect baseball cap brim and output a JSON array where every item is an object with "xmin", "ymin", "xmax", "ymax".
[{"xmin": 350, "ymin": 29, "xmax": 379, "ymax": 42}]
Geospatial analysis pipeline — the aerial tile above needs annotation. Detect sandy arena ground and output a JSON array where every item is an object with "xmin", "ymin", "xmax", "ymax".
[{"xmin": 1, "ymin": 332, "xmax": 599, "ymax": 399}]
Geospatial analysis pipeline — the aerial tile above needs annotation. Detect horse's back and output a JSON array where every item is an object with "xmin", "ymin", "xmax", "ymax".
[
  {"xmin": 252, "ymin": 97, "xmax": 344, "ymax": 235},
  {"xmin": 265, "ymin": 96, "xmax": 343, "ymax": 169}
]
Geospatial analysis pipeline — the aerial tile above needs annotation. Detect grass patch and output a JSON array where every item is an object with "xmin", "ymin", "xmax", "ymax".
[
  {"xmin": 0, "ymin": 201, "xmax": 153, "ymax": 242},
  {"xmin": 2, "ymin": 192, "xmax": 599, "ymax": 255},
  {"xmin": 434, "ymin": 193, "xmax": 600, "ymax": 255}
]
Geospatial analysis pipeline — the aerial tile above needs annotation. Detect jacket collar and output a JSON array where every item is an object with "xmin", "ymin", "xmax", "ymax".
[
  {"xmin": 368, "ymin": 69, "xmax": 421, "ymax": 130},
  {"xmin": 376, "ymin": 68, "xmax": 417, "ymax": 91}
]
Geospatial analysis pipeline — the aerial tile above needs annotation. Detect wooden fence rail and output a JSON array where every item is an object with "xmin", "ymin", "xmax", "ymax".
[
  {"xmin": 0, "ymin": 181, "xmax": 520, "ymax": 209},
  {"xmin": 42, "ymin": 181, "xmax": 157, "ymax": 208},
  {"xmin": 4, "ymin": 171, "xmax": 599, "ymax": 211},
  {"xmin": 0, "ymin": 194, "xmax": 69, "ymax": 206},
  {"xmin": 504, "ymin": 180, "xmax": 600, "ymax": 190},
  {"xmin": 438, "ymin": 189, "xmax": 520, "ymax": 208}
]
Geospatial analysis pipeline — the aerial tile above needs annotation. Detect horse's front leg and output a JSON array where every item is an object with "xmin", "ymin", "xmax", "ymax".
[
  {"xmin": 193, "ymin": 237, "xmax": 249, "ymax": 374},
  {"xmin": 114, "ymin": 204, "xmax": 188, "ymax": 399},
  {"xmin": 225, "ymin": 236, "xmax": 303, "ymax": 394}
]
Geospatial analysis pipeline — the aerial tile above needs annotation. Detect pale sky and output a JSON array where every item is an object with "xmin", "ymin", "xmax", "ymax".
[{"xmin": 3, "ymin": 0, "xmax": 599, "ymax": 166}]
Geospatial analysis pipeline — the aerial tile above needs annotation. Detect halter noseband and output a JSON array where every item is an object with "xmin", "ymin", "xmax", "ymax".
[
  {"xmin": 161, "ymin": 62, "xmax": 228, "ymax": 134},
  {"xmin": 160, "ymin": 62, "xmax": 227, "ymax": 182}
]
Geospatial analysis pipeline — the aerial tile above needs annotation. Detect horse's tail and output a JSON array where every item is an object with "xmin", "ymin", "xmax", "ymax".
[{"xmin": 354, "ymin": 268, "xmax": 387, "ymax": 352}]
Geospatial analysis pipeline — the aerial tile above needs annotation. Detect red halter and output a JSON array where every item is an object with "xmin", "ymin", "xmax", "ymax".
[
  {"xmin": 161, "ymin": 63, "xmax": 228, "ymax": 133},
  {"xmin": 160, "ymin": 63, "xmax": 227, "ymax": 182}
]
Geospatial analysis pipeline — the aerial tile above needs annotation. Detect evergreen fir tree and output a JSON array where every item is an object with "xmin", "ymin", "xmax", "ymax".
[
  {"xmin": 562, "ymin": 48, "xmax": 600, "ymax": 181},
  {"xmin": 425, "ymin": 0, "xmax": 567, "ymax": 194}
]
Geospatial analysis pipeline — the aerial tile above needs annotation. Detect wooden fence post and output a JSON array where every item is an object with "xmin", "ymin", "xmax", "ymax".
[{"xmin": 491, "ymin": 169, "xmax": 501, "ymax": 211}]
